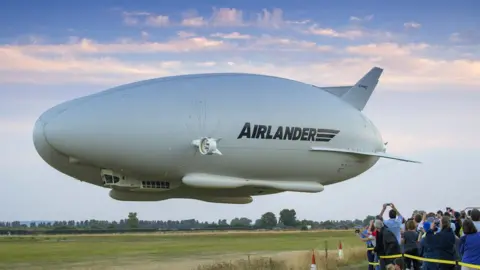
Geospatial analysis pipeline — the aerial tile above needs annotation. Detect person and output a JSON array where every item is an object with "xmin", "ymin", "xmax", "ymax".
[
  {"xmin": 453, "ymin": 212, "xmax": 462, "ymax": 237},
  {"xmin": 461, "ymin": 211, "xmax": 467, "ymax": 223},
  {"xmin": 459, "ymin": 219, "xmax": 480, "ymax": 270},
  {"xmin": 393, "ymin": 258, "xmax": 405, "ymax": 270},
  {"xmin": 402, "ymin": 220, "xmax": 420, "ymax": 270},
  {"xmin": 419, "ymin": 221, "xmax": 436, "ymax": 270},
  {"xmin": 470, "ymin": 209, "xmax": 480, "ymax": 231},
  {"xmin": 443, "ymin": 212, "xmax": 457, "ymax": 235},
  {"xmin": 358, "ymin": 220, "xmax": 377, "ymax": 270},
  {"xmin": 414, "ymin": 213, "xmax": 424, "ymax": 232},
  {"xmin": 424, "ymin": 216, "xmax": 457, "ymax": 270},
  {"xmin": 380, "ymin": 203, "xmax": 403, "ymax": 244},
  {"xmin": 374, "ymin": 219, "xmax": 401, "ymax": 269}
]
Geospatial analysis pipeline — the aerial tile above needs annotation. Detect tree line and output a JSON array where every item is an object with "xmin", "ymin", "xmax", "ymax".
[{"xmin": 0, "ymin": 209, "xmax": 376, "ymax": 234}]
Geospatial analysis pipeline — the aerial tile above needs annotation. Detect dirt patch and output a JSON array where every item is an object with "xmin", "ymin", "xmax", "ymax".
[{"xmin": 2, "ymin": 250, "xmax": 324, "ymax": 270}]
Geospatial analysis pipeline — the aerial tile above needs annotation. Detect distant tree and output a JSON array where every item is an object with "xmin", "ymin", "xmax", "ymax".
[
  {"xmin": 279, "ymin": 209, "xmax": 297, "ymax": 227},
  {"xmin": 259, "ymin": 212, "xmax": 277, "ymax": 228},
  {"xmin": 230, "ymin": 217, "xmax": 252, "ymax": 227},
  {"xmin": 362, "ymin": 215, "xmax": 376, "ymax": 226},
  {"xmin": 127, "ymin": 212, "xmax": 139, "ymax": 228}
]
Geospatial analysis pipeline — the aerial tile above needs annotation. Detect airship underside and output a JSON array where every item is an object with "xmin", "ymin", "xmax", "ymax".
[{"xmin": 33, "ymin": 67, "xmax": 420, "ymax": 204}]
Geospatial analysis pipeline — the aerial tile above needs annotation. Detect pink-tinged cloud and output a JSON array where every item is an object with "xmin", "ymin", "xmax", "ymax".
[
  {"xmin": 307, "ymin": 25, "xmax": 364, "ymax": 39},
  {"xmin": 181, "ymin": 17, "xmax": 206, "ymax": 27},
  {"xmin": 3, "ymin": 37, "xmax": 229, "ymax": 55},
  {"xmin": 210, "ymin": 8, "xmax": 244, "ymax": 26}
]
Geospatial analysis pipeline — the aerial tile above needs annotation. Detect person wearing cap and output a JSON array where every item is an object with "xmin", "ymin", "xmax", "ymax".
[{"xmin": 419, "ymin": 221, "xmax": 437, "ymax": 270}]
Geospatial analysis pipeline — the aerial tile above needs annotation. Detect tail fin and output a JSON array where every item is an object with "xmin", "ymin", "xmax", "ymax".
[{"xmin": 341, "ymin": 67, "xmax": 383, "ymax": 111}]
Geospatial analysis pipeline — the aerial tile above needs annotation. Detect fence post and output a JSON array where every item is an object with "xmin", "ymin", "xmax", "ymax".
[{"xmin": 325, "ymin": 240, "xmax": 328, "ymax": 269}]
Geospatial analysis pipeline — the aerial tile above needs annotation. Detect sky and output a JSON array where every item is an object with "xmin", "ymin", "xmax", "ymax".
[{"xmin": 1, "ymin": 0, "xmax": 480, "ymax": 223}]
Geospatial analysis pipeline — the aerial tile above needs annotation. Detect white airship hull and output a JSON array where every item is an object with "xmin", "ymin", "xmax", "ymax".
[{"xmin": 33, "ymin": 68, "xmax": 419, "ymax": 204}]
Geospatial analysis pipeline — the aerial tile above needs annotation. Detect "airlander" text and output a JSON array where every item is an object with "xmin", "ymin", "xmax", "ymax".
[{"xmin": 237, "ymin": 122, "xmax": 339, "ymax": 142}]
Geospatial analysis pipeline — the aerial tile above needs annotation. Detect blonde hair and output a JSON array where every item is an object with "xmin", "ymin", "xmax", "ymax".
[
  {"xmin": 406, "ymin": 220, "xmax": 416, "ymax": 231},
  {"xmin": 386, "ymin": 264, "xmax": 395, "ymax": 270}
]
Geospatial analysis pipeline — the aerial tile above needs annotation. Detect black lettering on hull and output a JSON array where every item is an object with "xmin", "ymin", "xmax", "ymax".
[{"xmin": 237, "ymin": 122, "xmax": 340, "ymax": 142}]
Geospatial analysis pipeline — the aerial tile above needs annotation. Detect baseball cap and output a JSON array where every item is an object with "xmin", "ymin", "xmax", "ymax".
[{"xmin": 423, "ymin": 222, "xmax": 431, "ymax": 231}]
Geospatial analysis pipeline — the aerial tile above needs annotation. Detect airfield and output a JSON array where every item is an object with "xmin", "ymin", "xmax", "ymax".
[{"xmin": 0, "ymin": 230, "xmax": 367, "ymax": 270}]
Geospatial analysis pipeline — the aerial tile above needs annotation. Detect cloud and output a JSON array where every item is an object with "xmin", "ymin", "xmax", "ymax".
[
  {"xmin": 1, "ymin": 38, "xmax": 480, "ymax": 91},
  {"xmin": 285, "ymin": 20, "xmax": 311, "ymax": 25},
  {"xmin": 145, "ymin": 15, "xmax": 169, "ymax": 27},
  {"xmin": 306, "ymin": 25, "xmax": 364, "ymax": 39},
  {"xmin": 122, "ymin": 11, "xmax": 170, "ymax": 27},
  {"xmin": 345, "ymin": 42, "xmax": 429, "ymax": 57},
  {"xmin": 123, "ymin": 8, "xmax": 290, "ymax": 28},
  {"xmin": 246, "ymin": 34, "xmax": 333, "ymax": 52},
  {"xmin": 3, "ymin": 36, "xmax": 229, "ymax": 55},
  {"xmin": 1, "ymin": 10, "xmax": 479, "ymax": 92},
  {"xmin": 177, "ymin": 31, "xmax": 196, "ymax": 38},
  {"xmin": 448, "ymin": 31, "xmax": 480, "ymax": 45},
  {"xmin": 210, "ymin": 8, "xmax": 244, "ymax": 27},
  {"xmin": 404, "ymin": 21, "xmax": 421, "ymax": 29},
  {"xmin": 181, "ymin": 17, "xmax": 206, "ymax": 27},
  {"xmin": 211, "ymin": 32, "xmax": 251, "ymax": 39},
  {"xmin": 180, "ymin": 9, "xmax": 206, "ymax": 27},
  {"xmin": 256, "ymin": 8, "xmax": 284, "ymax": 28},
  {"xmin": 349, "ymin": 15, "xmax": 374, "ymax": 22}
]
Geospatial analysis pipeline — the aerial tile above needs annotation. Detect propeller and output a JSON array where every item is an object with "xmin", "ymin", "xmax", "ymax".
[{"xmin": 185, "ymin": 97, "xmax": 222, "ymax": 156}]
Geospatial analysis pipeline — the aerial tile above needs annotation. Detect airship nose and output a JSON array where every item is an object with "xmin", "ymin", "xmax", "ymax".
[
  {"xmin": 32, "ymin": 116, "xmax": 48, "ymax": 160},
  {"xmin": 32, "ymin": 100, "xmax": 80, "ymax": 162}
]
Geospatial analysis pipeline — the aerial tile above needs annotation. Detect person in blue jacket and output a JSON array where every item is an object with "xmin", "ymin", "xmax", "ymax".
[
  {"xmin": 423, "ymin": 216, "xmax": 456, "ymax": 270},
  {"xmin": 419, "ymin": 221, "xmax": 437, "ymax": 270},
  {"xmin": 459, "ymin": 219, "xmax": 480, "ymax": 269}
]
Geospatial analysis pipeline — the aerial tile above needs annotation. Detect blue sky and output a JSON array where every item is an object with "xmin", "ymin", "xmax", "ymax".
[{"xmin": 1, "ymin": 1, "xmax": 479, "ymax": 222}]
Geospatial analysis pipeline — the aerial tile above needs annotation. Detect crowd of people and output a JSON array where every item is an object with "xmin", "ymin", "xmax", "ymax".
[{"xmin": 357, "ymin": 204, "xmax": 480, "ymax": 270}]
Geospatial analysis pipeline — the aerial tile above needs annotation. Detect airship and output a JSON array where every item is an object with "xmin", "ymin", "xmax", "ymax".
[{"xmin": 33, "ymin": 67, "xmax": 420, "ymax": 204}]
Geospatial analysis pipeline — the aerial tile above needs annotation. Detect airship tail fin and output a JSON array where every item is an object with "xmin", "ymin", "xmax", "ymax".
[
  {"xmin": 319, "ymin": 86, "xmax": 353, "ymax": 97},
  {"xmin": 341, "ymin": 67, "xmax": 383, "ymax": 111}
]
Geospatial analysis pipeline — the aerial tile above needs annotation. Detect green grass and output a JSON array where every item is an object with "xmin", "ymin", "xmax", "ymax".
[{"xmin": 0, "ymin": 230, "xmax": 363, "ymax": 268}]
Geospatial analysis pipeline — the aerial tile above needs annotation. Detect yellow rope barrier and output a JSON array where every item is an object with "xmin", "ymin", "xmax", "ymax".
[{"xmin": 364, "ymin": 247, "xmax": 480, "ymax": 269}]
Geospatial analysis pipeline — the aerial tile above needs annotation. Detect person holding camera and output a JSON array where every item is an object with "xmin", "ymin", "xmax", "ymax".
[
  {"xmin": 379, "ymin": 203, "xmax": 404, "ymax": 245},
  {"xmin": 374, "ymin": 219, "xmax": 401, "ymax": 269},
  {"xmin": 423, "ymin": 216, "xmax": 457, "ymax": 270}
]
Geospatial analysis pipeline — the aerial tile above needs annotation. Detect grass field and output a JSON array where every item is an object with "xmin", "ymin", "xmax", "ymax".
[{"xmin": 0, "ymin": 230, "xmax": 367, "ymax": 269}]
